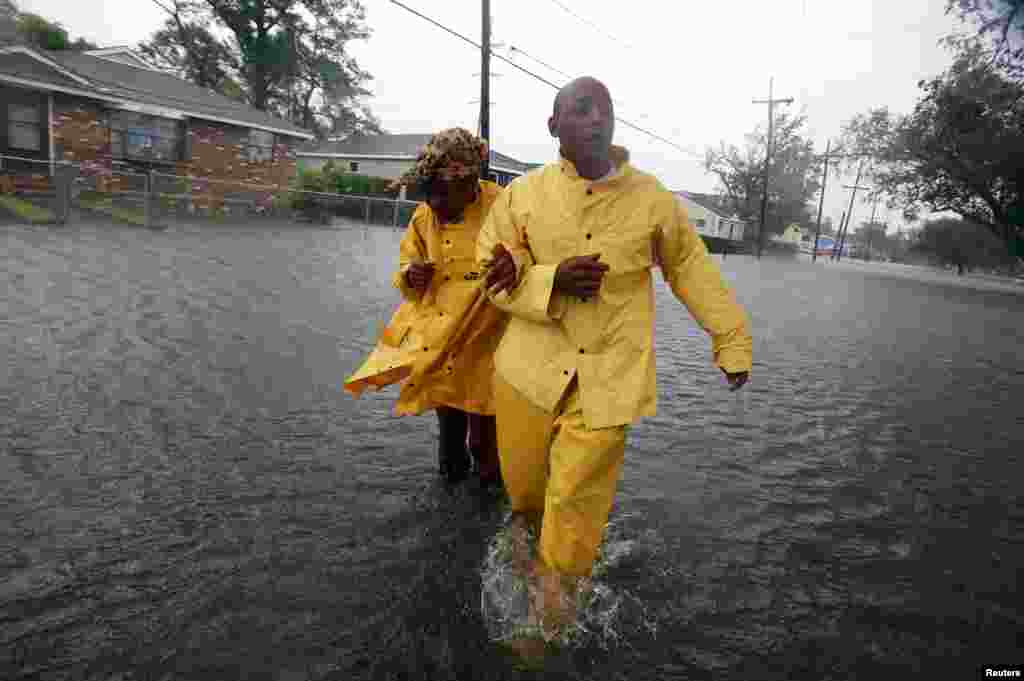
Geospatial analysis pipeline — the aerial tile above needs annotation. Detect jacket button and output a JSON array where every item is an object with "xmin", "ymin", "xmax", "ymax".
[
  {"xmin": 579, "ymin": 348, "xmax": 585, "ymax": 354},
  {"xmin": 444, "ymin": 275, "xmax": 450, "ymax": 281},
  {"xmin": 585, "ymin": 233, "xmax": 592, "ymax": 240},
  {"xmin": 586, "ymin": 188, "xmax": 593, "ymax": 195},
  {"xmin": 439, "ymin": 312, "xmax": 444, "ymax": 317},
  {"xmin": 563, "ymin": 370, "xmax": 569, "ymax": 375},
  {"xmin": 423, "ymin": 347, "xmax": 429, "ymax": 352}
]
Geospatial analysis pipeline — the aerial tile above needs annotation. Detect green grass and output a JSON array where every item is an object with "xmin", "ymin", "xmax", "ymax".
[
  {"xmin": 77, "ymin": 192, "xmax": 147, "ymax": 226},
  {"xmin": 0, "ymin": 194, "xmax": 56, "ymax": 223}
]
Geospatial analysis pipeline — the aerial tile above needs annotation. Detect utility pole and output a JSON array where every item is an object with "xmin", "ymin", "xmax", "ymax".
[
  {"xmin": 864, "ymin": 194, "xmax": 881, "ymax": 261},
  {"xmin": 834, "ymin": 160, "xmax": 868, "ymax": 261},
  {"xmin": 753, "ymin": 76, "xmax": 794, "ymax": 259},
  {"xmin": 479, "ymin": 0, "xmax": 491, "ymax": 180},
  {"xmin": 811, "ymin": 140, "xmax": 837, "ymax": 263}
]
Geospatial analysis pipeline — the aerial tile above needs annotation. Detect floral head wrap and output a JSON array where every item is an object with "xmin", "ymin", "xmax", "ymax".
[{"xmin": 393, "ymin": 127, "xmax": 489, "ymax": 190}]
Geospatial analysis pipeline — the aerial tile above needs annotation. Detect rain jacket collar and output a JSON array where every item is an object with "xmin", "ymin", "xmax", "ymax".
[{"xmin": 557, "ymin": 145, "xmax": 632, "ymax": 185}]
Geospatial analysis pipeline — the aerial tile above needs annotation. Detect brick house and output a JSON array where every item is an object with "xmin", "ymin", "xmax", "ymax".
[
  {"xmin": 297, "ymin": 133, "xmax": 541, "ymax": 191},
  {"xmin": 0, "ymin": 44, "xmax": 313, "ymax": 209}
]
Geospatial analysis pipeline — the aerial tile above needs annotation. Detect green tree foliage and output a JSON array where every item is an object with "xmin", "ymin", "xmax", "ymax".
[
  {"xmin": 841, "ymin": 44, "xmax": 1023, "ymax": 259},
  {"xmin": 946, "ymin": 0, "xmax": 1024, "ymax": 79},
  {"xmin": 705, "ymin": 112, "xmax": 829, "ymax": 236},
  {"xmin": 851, "ymin": 221, "xmax": 889, "ymax": 259},
  {"xmin": 0, "ymin": 1, "xmax": 97, "ymax": 50},
  {"xmin": 138, "ymin": 2, "xmax": 241, "ymax": 95},
  {"xmin": 911, "ymin": 216, "xmax": 1016, "ymax": 274},
  {"xmin": 141, "ymin": 0, "xmax": 383, "ymax": 138}
]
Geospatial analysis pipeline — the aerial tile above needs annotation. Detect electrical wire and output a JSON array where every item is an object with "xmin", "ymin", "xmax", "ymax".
[
  {"xmin": 388, "ymin": 0, "xmax": 704, "ymax": 161},
  {"xmin": 542, "ymin": 0, "xmax": 636, "ymax": 50}
]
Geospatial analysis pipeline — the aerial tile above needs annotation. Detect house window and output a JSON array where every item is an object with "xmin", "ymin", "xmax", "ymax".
[
  {"xmin": 349, "ymin": 161, "xmax": 359, "ymax": 173},
  {"xmin": 8, "ymin": 102, "xmax": 42, "ymax": 151},
  {"xmin": 248, "ymin": 130, "xmax": 275, "ymax": 162},
  {"xmin": 109, "ymin": 110, "xmax": 181, "ymax": 161}
]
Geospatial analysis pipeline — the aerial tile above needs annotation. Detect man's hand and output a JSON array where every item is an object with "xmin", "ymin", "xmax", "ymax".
[
  {"xmin": 405, "ymin": 262, "xmax": 435, "ymax": 292},
  {"xmin": 485, "ymin": 243, "xmax": 518, "ymax": 296},
  {"xmin": 553, "ymin": 253, "xmax": 609, "ymax": 299},
  {"xmin": 722, "ymin": 369, "xmax": 749, "ymax": 392}
]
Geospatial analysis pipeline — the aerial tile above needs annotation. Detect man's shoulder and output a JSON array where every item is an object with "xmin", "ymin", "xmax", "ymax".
[
  {"xmin": 622, "ymin": 164, "xmax": 671, "ymax": 194},
  {"xmin": 621, "ymin": 165, "xmax": 680, "ymax": 212},
  {"xmin": 511, "ymin": 162, "xmax": 559, "ymax": 189}
]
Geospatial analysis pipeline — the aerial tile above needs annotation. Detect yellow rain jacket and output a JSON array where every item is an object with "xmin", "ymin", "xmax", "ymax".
[
  {"xmin": 345, "ymin": 180, "xmax": 508, "ymax": 416},
  {"xmin": 475, "ymin": 147, "xmax": 752, "ymax": 430}
]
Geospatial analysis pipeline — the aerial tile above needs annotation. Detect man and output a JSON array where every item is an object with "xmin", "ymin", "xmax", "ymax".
[{"xmin": 477, "ymin": 77, "xmax": 752, "ymax": 641}]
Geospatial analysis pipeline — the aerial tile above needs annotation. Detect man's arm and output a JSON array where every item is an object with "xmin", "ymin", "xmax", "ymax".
[
  {"xmin": 476, "ymin": 183, "xmax": 567, "ymax": 324},
  {"xmin": 654, "ymin": 198, "xmax": 753, "ymax": 375},
  {"xmin": 391, "ymin": 207, "xmax": 430, "ymax": 303}
]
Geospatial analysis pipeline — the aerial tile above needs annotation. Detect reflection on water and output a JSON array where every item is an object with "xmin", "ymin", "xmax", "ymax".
[{"xmin": 1, "ymin": 220, "xmax": 1022, "ymax": 680}]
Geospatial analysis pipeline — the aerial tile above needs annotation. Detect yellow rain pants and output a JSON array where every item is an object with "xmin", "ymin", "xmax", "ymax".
[{"xmin": 494, "ymin": 372, "xmax": 626, "ymax": 577}]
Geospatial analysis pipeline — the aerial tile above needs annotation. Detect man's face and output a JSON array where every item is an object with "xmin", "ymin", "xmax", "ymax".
[
  {"xmin": 549, "ymin": 79, "xmax": 615, "ymax": 163},
  {"xmin": 424, "ymin": 175, "xmax": 478, "ymax": 223}
]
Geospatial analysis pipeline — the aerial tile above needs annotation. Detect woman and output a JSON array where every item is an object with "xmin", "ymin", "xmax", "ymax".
[{"xmin": 345, "ymin": 128, "xmax": 512, "ymax": 485}]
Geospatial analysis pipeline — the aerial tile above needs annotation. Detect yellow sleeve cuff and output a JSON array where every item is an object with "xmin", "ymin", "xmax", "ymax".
[{"xmin": 491, "ymin": 263, "xmax": 561, "ymax": 324}]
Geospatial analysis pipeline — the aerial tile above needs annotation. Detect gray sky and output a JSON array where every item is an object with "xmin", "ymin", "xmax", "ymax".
[{"xmin": 20, "ymin": 0, "xmax": 967, "ymax": 232}]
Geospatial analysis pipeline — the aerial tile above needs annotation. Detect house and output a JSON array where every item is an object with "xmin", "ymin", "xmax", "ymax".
[
  {"xmin": 0, "ymin": 44, "xmax": 313, "ymax": 204},
  {"xmin": 673, "ymin": 191, "xmax": 747, "ymax": 241},
  {"xmin": 296, "ymin": 133, "xmax": 541, "ymax": 189},
  {"xmin": 774, "ymin": 223, "xmax": 803, "ymax": 245}
]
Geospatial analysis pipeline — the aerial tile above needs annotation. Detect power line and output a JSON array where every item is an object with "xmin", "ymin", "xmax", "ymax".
[
  {"xmin": 388, "ymin": 0, "xmax": 704, "ymax": 162},
  {"xmin": 506, "ymin": 44, "xmax": 573, "ymax": 80},
  {"xmin": 542, "ymin": 0, "xmax": 635, "ymax": 50}
]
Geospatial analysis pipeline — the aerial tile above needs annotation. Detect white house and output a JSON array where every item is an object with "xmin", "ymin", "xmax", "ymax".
[
  {"xmin": 296, "ymin": 133, "xmax": 540, "ymax": 187},
  {"xmin": 673, "ymin": 191, "xmax": 746, "ymax": 241}
]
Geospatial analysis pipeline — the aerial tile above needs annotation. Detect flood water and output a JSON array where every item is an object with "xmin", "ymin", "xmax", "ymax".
[{"xmin": 2, "ymin": 220, "xmax": 1022, "ymax": 680}]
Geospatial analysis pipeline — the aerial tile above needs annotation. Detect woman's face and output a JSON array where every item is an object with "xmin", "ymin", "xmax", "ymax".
[{"xmin": 424, "ymin": 175, "xmax": 479, "ymax": 223}]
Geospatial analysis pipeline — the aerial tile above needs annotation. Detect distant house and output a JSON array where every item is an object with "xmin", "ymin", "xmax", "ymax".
[
  {"xmin": 297, "ymin": 133, "xmax": 541, "ymax": 188},
  {"xmin": 0, "ymin": 44, "xmax": 312, "ymax": 198},
  {"xmin": 673, "ymin": 191, "xmax": 747, "ymax": 241}
]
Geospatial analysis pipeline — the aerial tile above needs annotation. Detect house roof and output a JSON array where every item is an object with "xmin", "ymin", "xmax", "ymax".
[
  {"xmin": 675, "ymin": 191, "xmax": 745, "ymax": 221},
  {"xmin": 298, "ymin": 133, "xmax": 539, "ymax": 174},
  {"xmin": 0, "ymin": 46, "xmax": 313, "ymax": 139},
  {"xmin": 83, "ymin": 47, "xmax": 156, "ymax": 70}
]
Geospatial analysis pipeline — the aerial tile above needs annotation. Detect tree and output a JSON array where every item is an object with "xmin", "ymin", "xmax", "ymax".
[
  {"xmin": 705, "ymin": 112, "xmax": 829, "ymax": 237},
  {"xmin": 841, "ymin": 44, "xmax": 1023, "ymax": 260},
  {"xmin": 0, "ymin": 1, "xmax": 97, "ymax": 50},
  {"xmin": 946, "ymin": 0, "xmax": 1024, "ymax": 79},
  {"xmin": 852, "ymin": 220, "xmax": 889, "ymax": 259},
  {"xmin": 0, "ymin": 0, "xmax": 19, "ymax": 45},
  {"xmin": 141, "ymin": 0, "xmax": 380, "ymax": 137},
  {"xmin": 138, "ymin": 1, "xmax": 240, "ymax": 94},
  {"xmin": 911, "ymin": 216, "xmax": 1015, "ymax": 274}
]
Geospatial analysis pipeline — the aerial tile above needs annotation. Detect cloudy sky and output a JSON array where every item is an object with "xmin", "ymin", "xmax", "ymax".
[{"xmin": 19, "ymin": 0, "xmax": 968, "ymax": 232}]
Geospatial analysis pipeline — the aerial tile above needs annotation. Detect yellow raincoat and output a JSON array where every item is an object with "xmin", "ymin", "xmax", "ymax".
[
  {"xmin": 476, "ymin": 146, "xmax": 752, "ymax": 429},
  {"xmin": 345, "ymin": 180, "xmax": 508, "ymax": 416},
  {"xmin": 475, "ymin": 146, "xmax": 752, "ymax": 577}
]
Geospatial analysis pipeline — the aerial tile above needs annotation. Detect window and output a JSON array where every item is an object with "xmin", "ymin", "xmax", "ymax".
[
  {"xmin": 8, "ymin": 102, "xmax": 41, "ymax": 151},
  {"xmin": 109, "ymin": 110, "xmax": 181, "ymax": 161},
  {"xmin": 349, "ymin": 161, "xmax": 359, "ymax": 173},
  {"xmin": 248, "ymin": 129, "xmax": 274, "ymax": 162},
  {"xmin": 695, "ymin": 218, "xmax": 706, "ymax": 230}
]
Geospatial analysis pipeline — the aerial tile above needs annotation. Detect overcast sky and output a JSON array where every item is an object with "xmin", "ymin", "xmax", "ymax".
[{"xmin": 19, "ymin": 0, "xmax": 968, "ymax": 232}]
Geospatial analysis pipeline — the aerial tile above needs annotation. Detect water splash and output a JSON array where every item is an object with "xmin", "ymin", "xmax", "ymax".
[{"xmin": 480, "ymin": 512, "xmax": 657, "ymax": 650}]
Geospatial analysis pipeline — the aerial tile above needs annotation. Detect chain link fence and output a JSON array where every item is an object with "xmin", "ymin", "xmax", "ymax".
[{"xmin": 0, "ymin": 154, "xmax": 419, "ymax": 230}]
